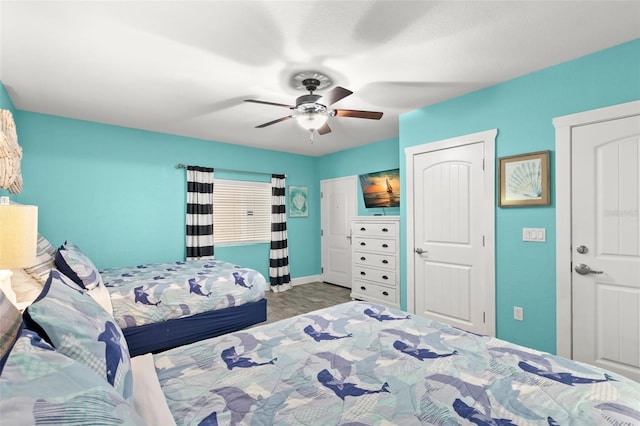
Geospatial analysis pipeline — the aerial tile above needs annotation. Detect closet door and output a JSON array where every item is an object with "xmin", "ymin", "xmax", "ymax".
[{"xmin": 406, "ymin": 129, "xmax": 496, "ymax": 336}]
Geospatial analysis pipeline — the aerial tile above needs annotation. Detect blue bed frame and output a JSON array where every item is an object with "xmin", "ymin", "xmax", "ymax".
[{"xmin": 122, "ymin": 298, "xmax": 267, "ymax": 356}]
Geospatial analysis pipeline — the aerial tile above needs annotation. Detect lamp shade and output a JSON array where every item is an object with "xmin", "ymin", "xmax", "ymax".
[{"xmin": 0, "ymin": 204, "xmax": 38, "ymax": 269}]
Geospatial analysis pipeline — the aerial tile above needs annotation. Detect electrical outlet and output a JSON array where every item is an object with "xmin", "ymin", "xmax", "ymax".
[{"xmin": 514, "ymin": 306, "xmax": 524, "ymax": 321}]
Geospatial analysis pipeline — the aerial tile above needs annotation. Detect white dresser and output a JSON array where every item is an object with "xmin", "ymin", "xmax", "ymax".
[{"xmin": 350, "ymin": 216, "xmax": 400, "ymax": 309}]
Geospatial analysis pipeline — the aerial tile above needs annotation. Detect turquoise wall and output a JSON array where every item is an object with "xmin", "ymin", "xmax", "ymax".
[
  {"xmin": 399, "ymin": 39, "xmax": 640, "ymax": 353},
  {"xmin": 317, "ymin": 137, "xmax": 400, "ymax": 216},
  {"xmin": 10, "ymin": 111, "xmax": 320, "ymax": 280}
]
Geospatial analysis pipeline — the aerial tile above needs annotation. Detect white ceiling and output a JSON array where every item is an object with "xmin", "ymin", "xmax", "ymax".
[{"xmin": 1, "ymin": 1, "xmax": 639, "ymax": 156}]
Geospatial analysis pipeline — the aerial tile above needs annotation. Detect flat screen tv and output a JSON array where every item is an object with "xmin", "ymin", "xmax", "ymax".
[{"xmin": 358, "ymin": 168, "xmax": 400, "ymax": 208}]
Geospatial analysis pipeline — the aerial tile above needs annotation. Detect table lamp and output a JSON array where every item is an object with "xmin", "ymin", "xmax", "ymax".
[{"xmin": 0, "ymin": 197, "xmax": 37, "ymax": 307}]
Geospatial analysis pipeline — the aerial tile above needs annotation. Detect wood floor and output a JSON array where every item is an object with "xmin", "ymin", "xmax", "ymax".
[{"xmin": 261, "ymin": 282, "xmax": 352, "ymax": 325}]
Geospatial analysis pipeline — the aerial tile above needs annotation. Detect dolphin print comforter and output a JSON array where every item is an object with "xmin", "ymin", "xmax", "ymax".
[
  {"xmin": 153, "ymin": 301, "xmax": 640, "ymax": 425},
  {"xmin": 101, "ymin": 259, "xmax": 266, "ymax": 329}
]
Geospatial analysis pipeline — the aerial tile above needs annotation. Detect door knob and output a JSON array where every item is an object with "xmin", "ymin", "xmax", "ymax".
[
  {"xmin": 415, "ymin": 248, "xmax": 426, "ymax": 255},
  {"xmin": 575, "ymin": 263, "xmax": 603, "ymax": 275}
]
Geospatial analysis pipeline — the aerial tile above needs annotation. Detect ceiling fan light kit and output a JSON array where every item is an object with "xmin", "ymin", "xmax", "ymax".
[
  {"xmin": 295, "ymin": 109, "xmax": 328, "ymax": 130},
  {"xmin": 245, "ymin": 72, "xmax": 383, "ymax": 138}
]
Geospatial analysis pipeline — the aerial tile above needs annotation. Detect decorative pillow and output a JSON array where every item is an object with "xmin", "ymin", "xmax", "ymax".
[
  {"xmin": 54, "ymin": 241, "xmax": 102, "ymax": 290},
  {"xmin": 23, "ymin": 270, "xmax": 133, "ymax": 401},
  {"xmin": 0, "ymin": 328, "xmax": 144, "ymax": 425},
  {"xmin": 53, "ymin": 240, "xmax": 114, "ymax": 314},
  {"xmin": 23, "ymin": 234, "xmax": 56, "ymax": 284},
  {"xmin": 0, "ymin": 290, "xmax": 21, "ymax": 363}
]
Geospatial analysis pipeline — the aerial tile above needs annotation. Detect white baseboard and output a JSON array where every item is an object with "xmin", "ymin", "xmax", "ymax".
[
  {"xmin": 265, "ymin": 275, "xmax": 321, "ymax": 292},
  {"xmin": 291, "ymin": 275, "xmax": 321, "ymax": 286}
]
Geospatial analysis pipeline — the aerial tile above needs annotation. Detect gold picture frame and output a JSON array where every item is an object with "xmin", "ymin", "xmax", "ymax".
[{"xmin": 499, "ymin": 150, "xmax": 550, "ymax": 207}]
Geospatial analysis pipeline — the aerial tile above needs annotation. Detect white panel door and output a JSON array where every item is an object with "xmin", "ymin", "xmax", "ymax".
[
  {"xmin": 321, "ymin": 176, "xmax": 357, "ymax": 288},
  {"xmin": 413, "ymin": 142, "xmax": 488, "ymax": 334},
  {"xmin": 571, "ymin": 114, "xmax": 640, "ymax": 382}
]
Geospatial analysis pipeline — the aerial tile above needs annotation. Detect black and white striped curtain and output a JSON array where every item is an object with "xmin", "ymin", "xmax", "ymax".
[
  {"xmin": 186, "ymin": 166, "xmax": 214, "ymax": 260},
  {"xmin": 270, "ymin": 174, "xmax": 291, "ymax": 292}
]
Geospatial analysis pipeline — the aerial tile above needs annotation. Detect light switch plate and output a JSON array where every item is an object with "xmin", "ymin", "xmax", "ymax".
[{"xmin": 523, "ymin": 228, "xmax": 546, "ymax": 242}]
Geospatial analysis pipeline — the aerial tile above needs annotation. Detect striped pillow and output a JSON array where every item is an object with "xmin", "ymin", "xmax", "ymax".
[
  {"xmin": 23, "ymin": 234, "xmax": 55, "ymax": 284},
  {"xmin": 0, "ymin": 289, "xmax": 22, "ymax": 364}
]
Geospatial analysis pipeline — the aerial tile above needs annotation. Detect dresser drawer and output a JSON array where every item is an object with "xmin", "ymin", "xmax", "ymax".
[
  {"xmin": 353, "ymin": 237, "xmax": 396, "ymax": 253},
  {"xmin": 353, "ymin": 251, "xmax": 397, "ymax": 269},
  {"xmin": 349, "ymin": 217, "xmax": 400, "ymax": 309},
  {"xmin": 352, "ymin": 221, "xmax": 398, "ymax": 238},
  {"xmin": 353, "ymin": 266, "xmax": 396, "ymax": 286},
  {"xmin": 351, "ymin": 280, "xmax": 398, "ymax": 305}
]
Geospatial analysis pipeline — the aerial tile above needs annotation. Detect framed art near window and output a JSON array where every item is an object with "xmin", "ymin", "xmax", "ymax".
[
  {"xmin": 289, "ymin": 186, "xmax": 308, "ymax": 217},
  {"xmin": 499, "ymin": 150, "xmax": 550, "ymax": 207}
]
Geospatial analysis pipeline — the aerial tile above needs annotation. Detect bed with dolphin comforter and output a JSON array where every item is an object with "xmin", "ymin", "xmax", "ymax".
[
  {"xmin": 100, "ymin": 258, "xmax": 267, "ymax": 356},
  {"xmin": 3, "ymin": 269, "xmax": 638, "ymax": 426},
  {"xmin": 52, "ymin": 241, "xmax": 267, "ymax": 356}
]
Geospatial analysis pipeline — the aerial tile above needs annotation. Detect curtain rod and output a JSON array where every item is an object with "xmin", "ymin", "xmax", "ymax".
[{"xmin": 176, "ymin": 163, "xmax": 285, "ymax": 178}]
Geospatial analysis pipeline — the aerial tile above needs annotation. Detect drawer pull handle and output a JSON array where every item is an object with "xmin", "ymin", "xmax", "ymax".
[
  {"xmin": 360, "ymin": 286, "xmax": 366, "ymax": 291},
  {"xmin": 360, "ymin": 242, "xmax": 366, "ymax": 246},
  {"xmin": 382, "ymin": 259, "xmax": 388, "ymax": 264},
  {"xmin": 382, "ymin": 291, "xmax": 389, "ymax": 296},
  {"xmin": 360, "ymin": 257, "xmax": 366, "ymax": 261},
  {"xmin": 360, "ymin": 271, "xmax": 366, "ymax": 276},
  {"xmin": 382, "ymin": 275, "xmax": 389, "ymax": 280},
  {"xmin": 382, "ymin": 243, "xmax": 388, "ymax": 248},
  {"xmin": 360, "ymin": 227, "xmax": 366, "ymax": 231},
  {"xmin": 382, "ymin": 228, "xmax": 389, "ymax": 232}
]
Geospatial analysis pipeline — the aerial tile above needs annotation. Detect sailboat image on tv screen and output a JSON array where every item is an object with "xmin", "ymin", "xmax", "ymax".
[{"xmin": 359, "ymin": 168, "xmax": 400, "ymax": 208}]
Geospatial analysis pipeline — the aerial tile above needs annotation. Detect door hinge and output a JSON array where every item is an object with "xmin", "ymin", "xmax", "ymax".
[
  {"xmin": 321, "ymin": 267, "xmax": 323, "ymax": 274},
  {"xmin": 321, "ymin": 229, "xmax": 323, "ymax": 237},
  {"xmin": 320, "ymin": 191, "xmax": 323, "ymax": 198},
  {"xmin": 483, "ymin": 312, "xmax": 486, "ymax": 323},
  {"xmin": 482, "ymin": 235, "xmax": 485, "ymax": 247},
  {"xmin": 482, "ymin": 158, "xmax": 485, "ymax": 171}
]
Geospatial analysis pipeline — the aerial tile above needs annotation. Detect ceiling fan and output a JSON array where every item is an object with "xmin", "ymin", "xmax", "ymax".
[{"xmin": 244, "ymin": 77, "xmax": 383, "ymax": 137}]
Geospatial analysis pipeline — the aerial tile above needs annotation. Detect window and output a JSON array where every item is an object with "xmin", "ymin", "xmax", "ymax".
[{"xmin": 213, "ymin": 179, "xmax": 271, "ymax": 244}]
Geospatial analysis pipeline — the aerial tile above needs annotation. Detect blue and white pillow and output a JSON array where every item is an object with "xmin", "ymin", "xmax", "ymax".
[
  {"xmin": 0, "ymin": 328, "xmax": 143, "ymax": 425},
  {"xmin": 54, "ymin": 241, "xmax": 102, "ymax": 290},
  {"xmin": 24, "ymin": 270, "xmax": 133, "ymax": 401}
]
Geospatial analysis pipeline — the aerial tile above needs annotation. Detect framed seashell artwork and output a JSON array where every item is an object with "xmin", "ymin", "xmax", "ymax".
[
  {"xmin": 289, "ymin": 185, "xmax": 308, "ymax": 217},
  {"xmin": 499, "ymin": 150, "xmax": 550, "ymax": 207}
]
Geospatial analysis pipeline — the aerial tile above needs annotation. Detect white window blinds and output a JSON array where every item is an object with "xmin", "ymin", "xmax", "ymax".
[{"xmin": 213, "ymin": 179, "xmax": 271, "ymax": 244}]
